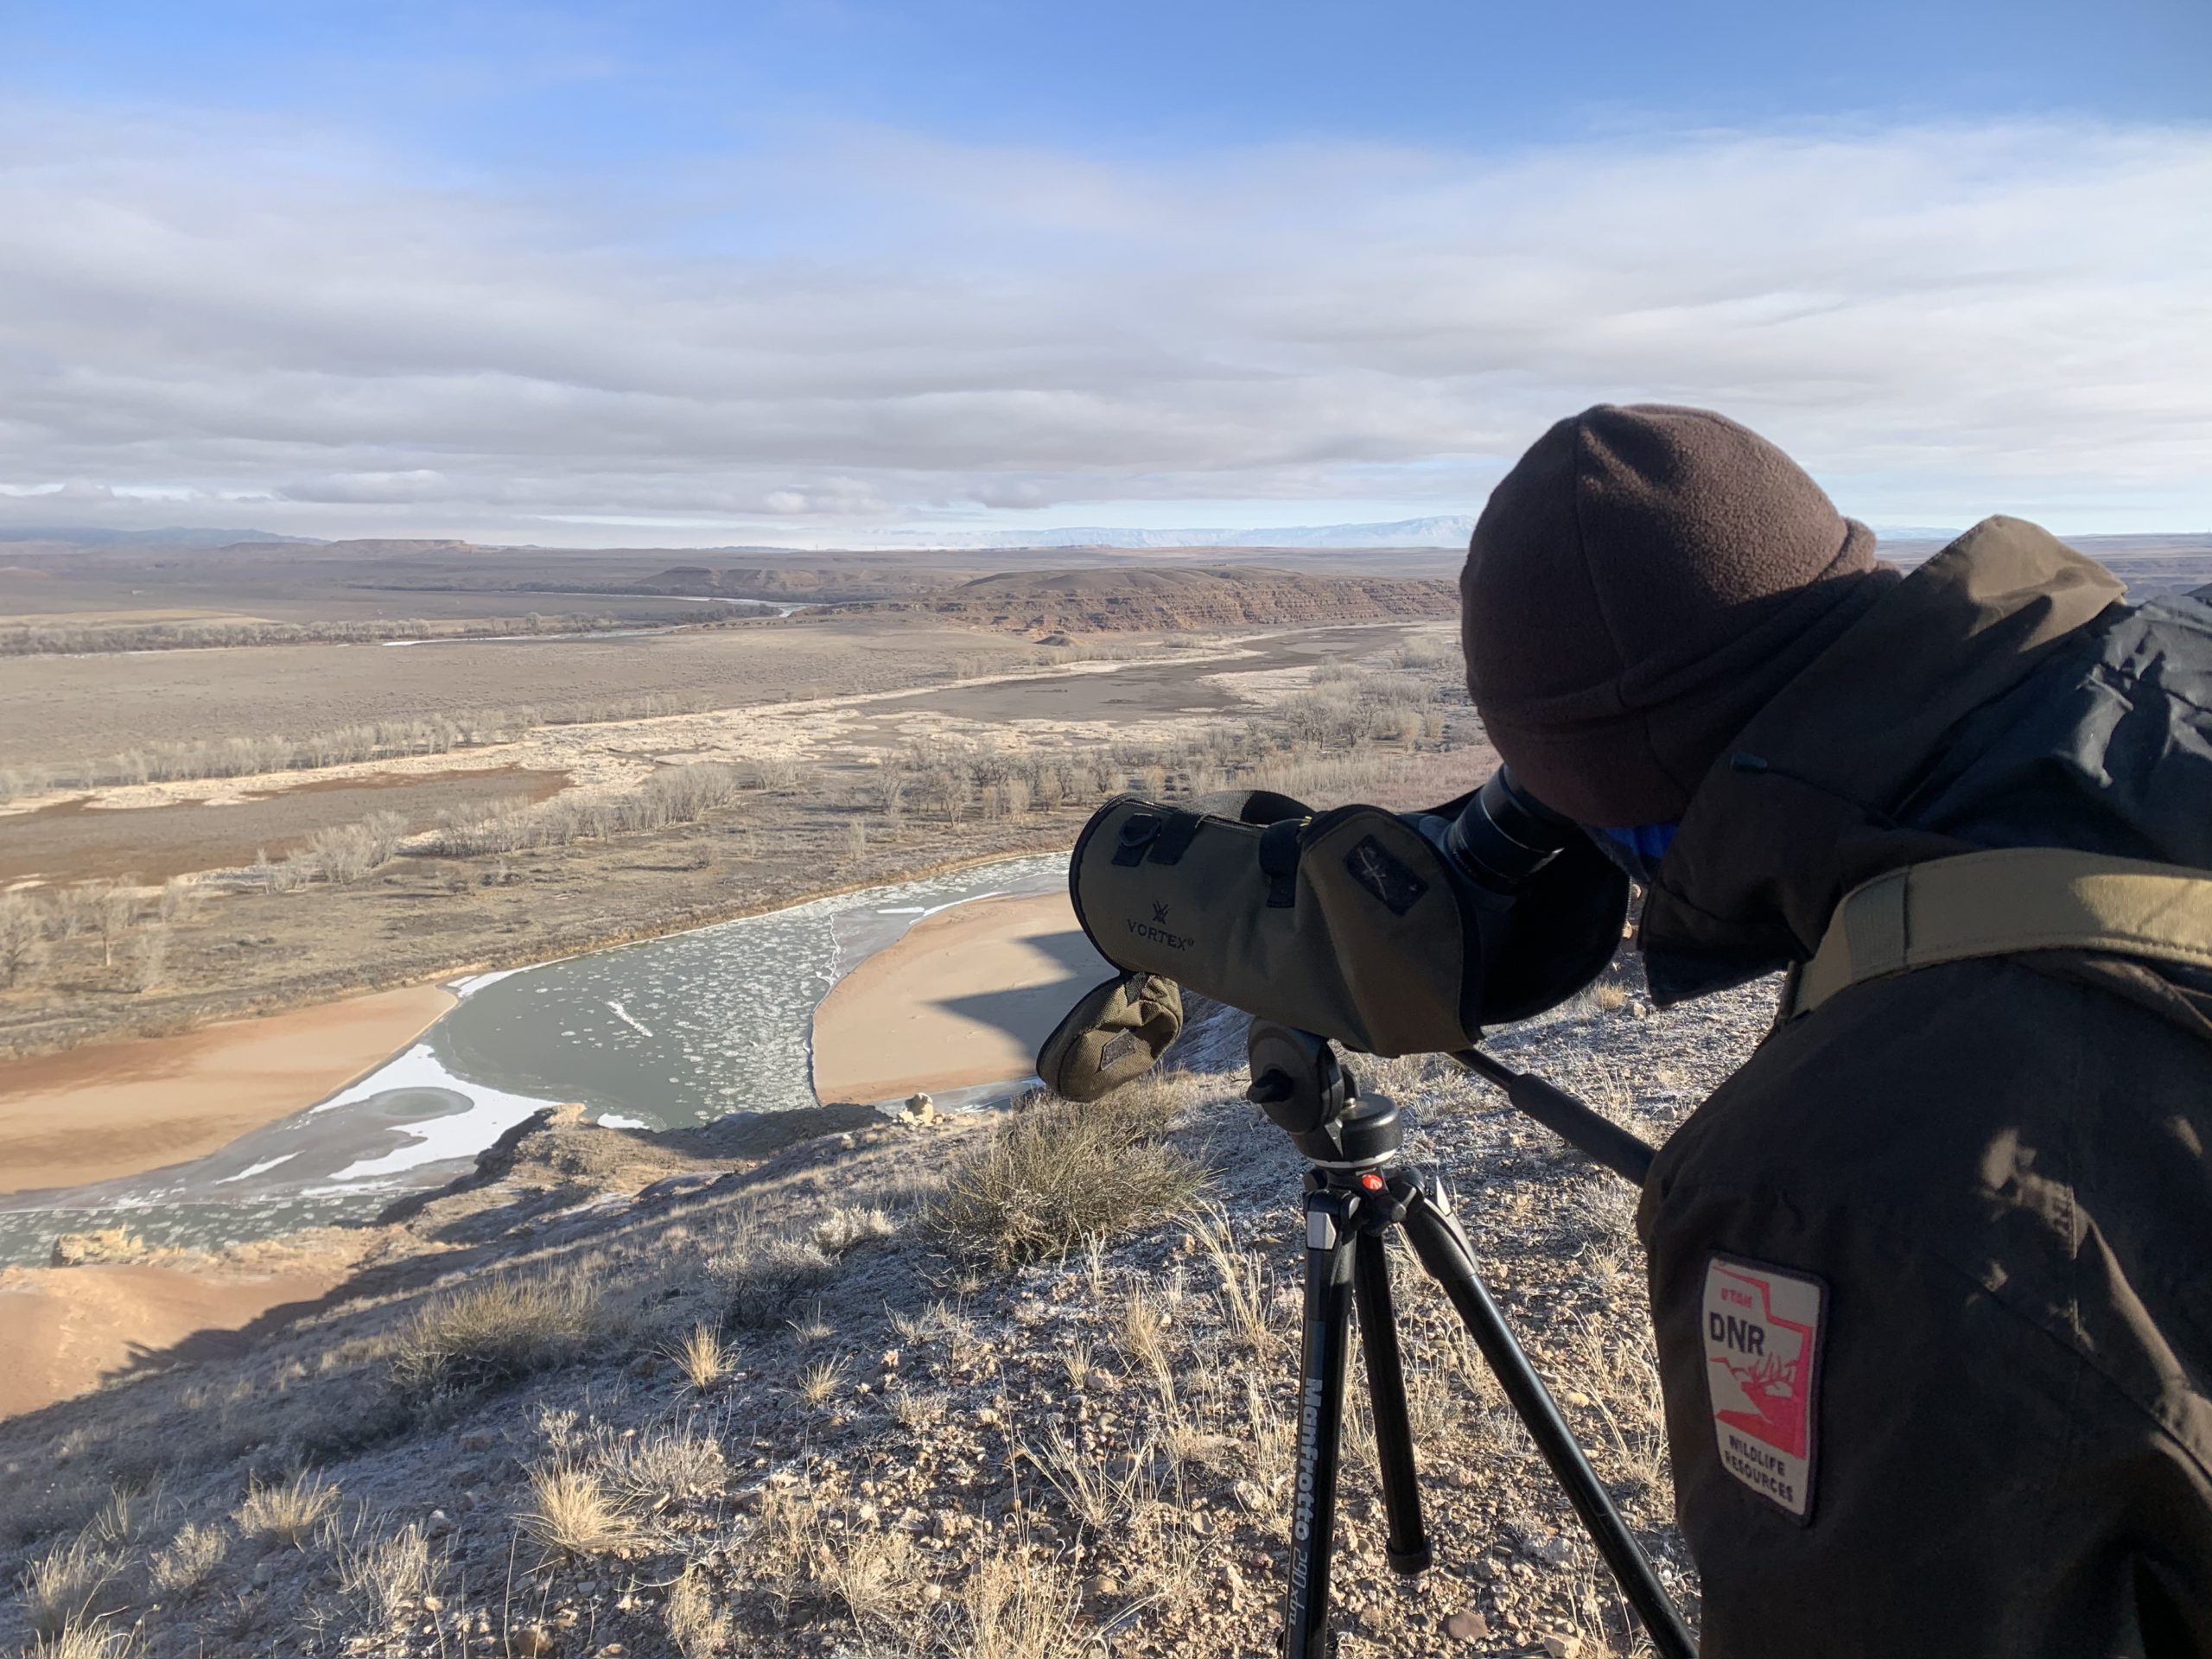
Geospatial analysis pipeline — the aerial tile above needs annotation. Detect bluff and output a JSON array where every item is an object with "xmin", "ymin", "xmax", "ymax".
[{"xmin": 848, "ymin": 564, "xmax": 1458, "ymax": 634}]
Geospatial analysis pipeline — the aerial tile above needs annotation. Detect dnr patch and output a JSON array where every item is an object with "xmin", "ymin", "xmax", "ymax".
[
  {"xmin": 1702, "ymin": 1255, "xmax": 1826, "ymax": 1522},
  {"xmin": 1344, "ymin": 836, "xmax": 1428, "ymax": 917}
]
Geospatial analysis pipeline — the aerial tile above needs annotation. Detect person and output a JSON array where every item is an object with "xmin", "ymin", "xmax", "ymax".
[{"xmin": 1458, "ymin": 404, "xmax": 2212, "ymax": 1657}]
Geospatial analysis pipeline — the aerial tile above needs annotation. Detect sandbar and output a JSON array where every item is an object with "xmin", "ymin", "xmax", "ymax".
[
  {"xmin": 0, "ymin": 984, "xmax": 457, "ymax": 1195},
  {"xmin": 0, "ymin": 1253, "xmax": 359, "ymax": 1420},
  {"xmin": 810, "ymin": 892, "xmax": 1111, "ymax": 1103}
]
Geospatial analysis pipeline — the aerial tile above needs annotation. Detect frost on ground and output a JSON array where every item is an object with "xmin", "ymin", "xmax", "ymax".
[{"xmin": 0, "ymin": 960, "xmax": 1776, "ymax": 1659}]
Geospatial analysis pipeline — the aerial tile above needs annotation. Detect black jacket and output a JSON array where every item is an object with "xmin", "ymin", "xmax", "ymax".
[{"xmin": 1635, "ymin": 518, "xmax": 2212, "ymax": 1657}]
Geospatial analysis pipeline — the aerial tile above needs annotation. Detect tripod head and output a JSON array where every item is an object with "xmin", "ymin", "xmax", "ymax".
[{"xmin": 1244, "ymin": 1020, "xmax": 1402, "ymax": 1167}]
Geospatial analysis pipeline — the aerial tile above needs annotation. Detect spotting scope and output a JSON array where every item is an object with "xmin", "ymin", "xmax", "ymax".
[{"xmin": 1060, "ymin": 765, "xmax": 1630, "ymax": 1058}]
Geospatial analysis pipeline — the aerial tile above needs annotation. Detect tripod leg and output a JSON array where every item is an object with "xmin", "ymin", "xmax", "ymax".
[
  {"xmin": 1351, "ymin": 1227, "xmax": 1433, "ymax": 1575},
  {"xmin": 1395, "ymin": 1180, "xmax": 1699, "ymax": 1659},
  {"xmin": 1285, "ymin": 1180, "xmax": 1358, "ymax": 1659}
]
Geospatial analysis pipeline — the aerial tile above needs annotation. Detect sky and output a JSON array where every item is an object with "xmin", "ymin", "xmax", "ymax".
[{"xmin": 1, "ymin": 1, "xmax": 2209, "ymax": 546}]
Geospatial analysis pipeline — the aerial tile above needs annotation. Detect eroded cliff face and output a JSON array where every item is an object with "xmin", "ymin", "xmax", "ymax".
[
  {"xmin": 842, "ymin": 565, "xmax": 1458, "ymax": 633},
  {"xmin": 641, "ymin": 564, "xmax": 951, "ymax": 599}
]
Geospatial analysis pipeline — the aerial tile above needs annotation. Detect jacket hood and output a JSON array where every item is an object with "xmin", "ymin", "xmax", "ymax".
[{"xmin": 1637, "ymin": 515, "xmax": 2127, "ymax": 1003}]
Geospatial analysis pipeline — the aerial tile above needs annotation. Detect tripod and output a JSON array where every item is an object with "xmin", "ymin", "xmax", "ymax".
[{"xmin": 1245, "ymin": 1021, "xmax": 1697, "ymax": 1659}]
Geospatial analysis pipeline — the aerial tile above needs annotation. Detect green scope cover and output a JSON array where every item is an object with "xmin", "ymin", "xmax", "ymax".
[{"xmin": 1066, "ymin": 790, "xmax": 1629, "ymax": 1057}]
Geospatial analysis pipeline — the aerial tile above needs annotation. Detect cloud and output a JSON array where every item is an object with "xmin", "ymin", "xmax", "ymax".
[{"xmin": 0, "ymin": 104, "xmax": 2207, "ymax": 541}]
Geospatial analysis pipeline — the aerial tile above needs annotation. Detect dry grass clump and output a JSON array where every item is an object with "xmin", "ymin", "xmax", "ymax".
[
  {"xmin": 20, "ymin": 1624, "xmax": 145, "ymax": 1659},
  {"xmin": 338, "ymin": 1521, "xmax": 440, "ymax": 1625},
  {"xmin": 817, "ymin": 1525, "xmax": 922, "ymax": 1630},
  {"xmin": 667, "ymin": 1322, "xmax": 734, "ymax": 1391},
  {"xmin": 516, "ymin": 1463, "xmax": 642, "ymax": 1560},
  {"xmin": 147, "ymin": 1522, "xmax": 227, "ymax": 1595},
  {"xmin": 1586, "ymin": 981, "xmax": 1631, "ymax": 1014},
  {"xmin": 18, "ymin": 1534, "xmax": 130, "ymax": 1638},
  {"xmin": 706, "ymin": 1235, "xmax": 836, "ymax": 1328},
  {"xmin": 665, "ymin": 1566, "xmax": 733, "ymax": 1657},
  {"xmin": 809, "ymin": 1205, "xmax": 896, "ymax": 1254},
  {"xmin": 957, "ymin": 1547, "xmax": 1087, "ymax": 1659},
  {"xmin": 599, "ymin": 1423, "xmax": 728, "ymax": 1508},
  {"xmin": 932, "ymin": 1082, "xmax": 1201, "ymax": 1268},
  {"xmin": 887, "ymin": 1383, "xmax": 949, "ymax": 1432},
  {"xmin": 1187, "ymin": 1200, "xmax": 1278, "ymax": 1355},
  {"xmin": 1027, "ymin": 1421, "xmax": 1157, "ymax": 1532},
  {"xmin": 887, "ymin": 1298, "xmax": 971, "ymax": 1346},
  {"xmin": 797, "ymin": 1357, "xmax": 850, "ymax": 1406},
  {"xmin": 389, "ymin": 1272, "xmax": 603, "ymax": 1400},
  {"xmin": 233, "ymin": 1472, "xmax": 340, "ymax": 1547}
]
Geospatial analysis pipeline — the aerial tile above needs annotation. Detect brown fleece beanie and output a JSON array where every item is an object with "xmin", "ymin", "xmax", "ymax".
[{"xmin": 1459, "ymin": 404, "xmax": 1897, "ymax": 825}]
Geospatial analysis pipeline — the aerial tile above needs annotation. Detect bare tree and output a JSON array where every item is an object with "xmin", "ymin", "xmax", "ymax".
[
  {"xmin": 305, "ymin": 824, "xmax": 371, "ymax": 884},
  {"xmin": 360, "ymin": 810, "xmax": 410, "ymax": 866},
  {"xmin": 923, "ymin": 764, "xmax": 969, "ymax": 823},
  {"xmin": 0, "ymin": 895, "xmax": 48, "ymax": 989},
  {"xmin": 158, "ymin": 874, "xmax": 198, "ymax": 924},
  {"xmin": 130, "ymin": 925, "xmax": 169, "ymax": 993},
  {"xmin": 50, "ymin": 886, "xmax": 97, "ymax": 940},
  {"xmin": 92, "ymin": 885, "xmax": 136, "ymax": 967}
]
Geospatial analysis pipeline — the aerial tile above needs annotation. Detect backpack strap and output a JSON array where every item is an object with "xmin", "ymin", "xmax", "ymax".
[{"xmin": 1787, "ymin": 848, "xmax": 2212, "ymax": 1018}]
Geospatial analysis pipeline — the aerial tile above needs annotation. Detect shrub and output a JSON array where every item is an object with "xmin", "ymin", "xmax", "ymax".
[
  {"xmin": 932, "ymin": 1083, "xmax": 1202, "ymax": 1269},
  {"xmin": 705, "ymin": 1236, "xmax": 836, "ymax": 1330},
  {"xmin": 389, "ymin": 1273, "xmax": 602, "ymax": 1401},
  {"xmin": 809, "ymin": 1206, "xmax": 895, "ymax": 1255}
]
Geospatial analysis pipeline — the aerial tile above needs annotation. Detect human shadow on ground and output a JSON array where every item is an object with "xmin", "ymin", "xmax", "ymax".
[{"xmin": 918, "ymin": 925, "xmax": 1112, "ymax": 1057}]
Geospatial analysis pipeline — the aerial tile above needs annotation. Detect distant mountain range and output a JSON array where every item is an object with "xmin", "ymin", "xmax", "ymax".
[
  {"xmin": 0, "ymin": 524, "xmax": 321, "ymax": 548},
  {"xmin": 0, "ymin": 518, "xmax": 1479, "ymax": 552}
]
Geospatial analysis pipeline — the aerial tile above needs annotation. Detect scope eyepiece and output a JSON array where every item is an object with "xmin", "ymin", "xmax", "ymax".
[{"xmin": 1442, "ymin": 766, "xmax": 1575, "ymax": 893}]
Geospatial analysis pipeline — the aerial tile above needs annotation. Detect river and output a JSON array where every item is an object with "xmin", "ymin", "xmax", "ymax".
[{"xmin": 0, "ymin": 853, "xmax": 1069, "ymax": 1266}]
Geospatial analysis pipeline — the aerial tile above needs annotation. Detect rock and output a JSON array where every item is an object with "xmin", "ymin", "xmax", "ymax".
[
  {"xmin": 1541, "ymin": 1636, "xmax": 1583, "ymax": 1658},
  {"xmin": 1443, "ymin": 1610, "xmax": 1491, "ymax": 1641},
  {"xmin": 511, "ymin": 1625, "xmax": 558, "ymax": 1657},
  {"xmin": 904, "ymin": 1092, "xmax": 938, "ymax": 1125},
  {"xmin": 1527, "ymin": 1534, "xmax": 1574, "ymax": 1567}
]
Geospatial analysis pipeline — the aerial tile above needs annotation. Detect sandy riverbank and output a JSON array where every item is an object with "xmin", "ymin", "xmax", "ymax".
[
  {"xmin": 0, "ymin": 984, "xmax": 457, "ymax": 1196},
  {"xmin": 0, "ymin": 1248, "xmax": 364, "ymax": 1421},
  {"xmin": 810, "ymin": 892, "xmax": 1110, "ymax": 1103}
]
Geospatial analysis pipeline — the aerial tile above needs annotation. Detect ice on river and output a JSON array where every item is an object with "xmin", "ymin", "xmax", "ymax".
[{"xmin": 0, "ymin": 855, "xmax": 1069, "ymax": 1266}]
